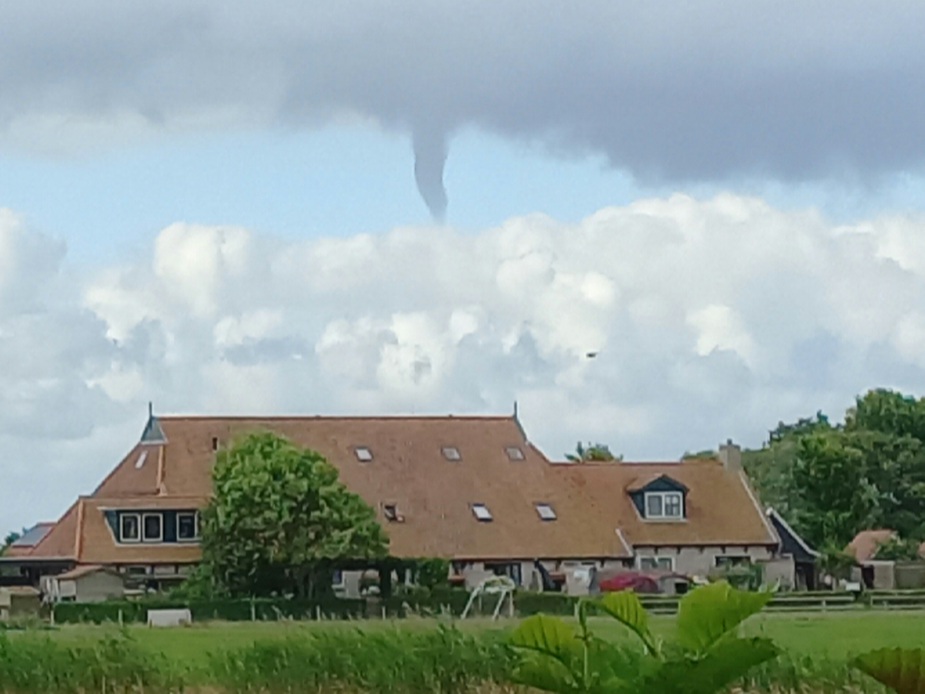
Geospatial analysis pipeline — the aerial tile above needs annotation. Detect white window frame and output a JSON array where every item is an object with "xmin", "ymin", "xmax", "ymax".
[
  {"xmin": 120, "ymin": 513, "xmax": 141, "ymax": 544},
  {"xmin": 142, "ymin": 513, "xmax": 164, "ymax": 543},
  {"xmin": 637, "ymin": 555, "xmax": 675, "ymax": 572},
  {"xmin": 354, "ymin": 446, "xmax": 373, "ymax": 462},
  {"xmin": 471, "ymin": 503, "xmax": 493, "ymax": 521},
  {"xmin": 644, "ymin": 491, "xmax": 684, "ymax": 520},
  {"xmin": 177, "ymin": 512, "xmax": 199, "ymax": 542},
  {"xmin": 442, "ymin": 446, "xmax": 461, "ymax": 461},
  {"xmin": 535, "ymin": 503, "xmax": 557, "ymax": 521}
]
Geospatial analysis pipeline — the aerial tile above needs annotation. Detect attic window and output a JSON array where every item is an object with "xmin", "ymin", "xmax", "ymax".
[
  {"xmin": 120, "ymin": 513, "xmax": 141, "ymax": 543},
  {"xmin": 644, "ymin": 491, "xmax": 684, "ymax": 520},
  {"xmin": 383, "ymin": 504, "xmax": 403, "ymax": 522},
  {"xmin": 535, "ymin": 503, "xmax": 557, "ymax": 521},
  {"xmin": 442, "ymin": 446, "xmax": 461, "ymax": 461},
  {"xmin": 354, "ymin": 447, "xmax": 373, "ymax": 462},
  {"xmin": 505, "ymin": 446, "xmax": 525, "ymax": 461},
  {"xmin": 471, "ymin": 503, "xmax": 493, "ymax": 522}
]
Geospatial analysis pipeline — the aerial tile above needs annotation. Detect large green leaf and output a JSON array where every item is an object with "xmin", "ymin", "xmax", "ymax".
[
  {"xmin": 510, "ymin": 614, "xmax": 582, "ymax": 668},
  {"xmin": 640, "ymin": 638, "xmax": 778, "ymax": 694},
  {"xmin": 854, "ymin": 648, "xmax": 925, "ymax": 694},
  {"xmin": 596, "ymin": 591, "xmax": 656, "ymax": 653},
  {"xmin": 676, "ymin": 581, "xmax": 773, "ymax": 654},
  {"xmin": 511, "ymin": 658, "xmax": 581, "ymax": 693}
]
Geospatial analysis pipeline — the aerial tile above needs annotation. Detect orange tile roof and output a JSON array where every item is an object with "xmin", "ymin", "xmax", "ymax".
[
  {"xmin": 25, "ymin": 415, "xmax": 777, "ymax": 566},
  {"xmin": 548, "ymin": 459, "xmax": 778, "ymax": 547}
]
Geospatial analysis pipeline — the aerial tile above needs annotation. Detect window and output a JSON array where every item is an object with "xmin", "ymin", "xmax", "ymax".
[
  {"xmin": 442, "ymin": 446, "xmax": 461, "ymax": 461},
  {"xmin": 644, "ymin": 491, "xmax": 684, "ymax": 520},
  {"xmin": 354, "ymin": 446, "xmax": 373, "ymax": 462},
  {"xmin": 535, "ymin": 503, "xmax": 557, "ymax": 521},
  {"xmin": 177, "ymin": 512, "xmax": 199, "ymax": 541},
  {"xmin": 211, "ymin": 437, "xmax": 219, "ymax": 451},
  {"xmin": 332, "ymin": 570, "xmax": 345, "ymax": 587},
  {"xmin": 715, "ymin": 555, "xmax": 751, "ymax": 568},
  {"xmin": 505, "ymin": 446, "xmax": 525, "ymax": 461},
  {"xmin": 134, "ymin": 451, "xmax": 148, "ymax": 469},
  {"xmin": 142, "ymin": 513, "xmax": 163, "ymax": 543},
  {"xmin": 383, "ymin": 504, "xmax": 402, "ymax": 522},
  {"xmin": 120, "ymin": 513, "xmax": 141, "ymax": 543},
  {"xmin": 638, "ymin": 556, "xmax": 674, "ymax": 572},
  {"xmin": 471, "ymin": 503, "xmax": 493, "ymax": 522}
]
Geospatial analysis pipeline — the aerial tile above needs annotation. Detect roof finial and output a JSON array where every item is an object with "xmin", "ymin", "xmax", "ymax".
[
  {"xmin": 513, "ymin": 400, "xmax": 518, "ymax": 418},
  {"xmin": 148, "ymin": 401, "xmax": 153, "ymax": 418}
]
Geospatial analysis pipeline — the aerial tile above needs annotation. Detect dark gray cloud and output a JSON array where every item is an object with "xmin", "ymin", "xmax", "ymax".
[{"xmin": 1, "ymin": 1, "xmax": 922, "ymax": 215}]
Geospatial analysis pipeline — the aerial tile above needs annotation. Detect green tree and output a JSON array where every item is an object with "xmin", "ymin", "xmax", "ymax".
[
  {"xmin": 0, "ymin": 531, "xmax": 20, "ymax": 556},
  {"xmin": 566, "ymin": 442, "xmax": 622, "ymax": 463},
  {"xmin": 200, "ymin": 431, "xmax": 388, "ymax": 598},
  {"xmin": 789, "ymin": 432, "xmax": 878, "ymax": 548},
  {"xmin": 873, "ymin": 536, "xmax": 923, "ymax": 562},
  {"xmin": 846, "ymin": 389, "xmax": 925, "ymax": 441}
]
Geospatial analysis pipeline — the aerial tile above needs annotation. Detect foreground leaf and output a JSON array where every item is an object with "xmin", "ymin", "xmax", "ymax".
[
  {"xmin": 596, "ymin": 591, "xmax": 656, "ymax": 653},
  {"xmin": 510, "ymin": 614, "xmax": 582, "ymax": 668},
  {"xmin": 676, "ymin": 581, "xmax": 773, "ymax": 653},
  {"xmin": 854, "ymin": 648, "xmax": 925, "ymax": 694}
]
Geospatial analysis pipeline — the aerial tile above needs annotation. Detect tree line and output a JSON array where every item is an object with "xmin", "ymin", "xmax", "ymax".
[{"xmin": 743, "ymin": 388, "xmax": 925, "ymax": 559}]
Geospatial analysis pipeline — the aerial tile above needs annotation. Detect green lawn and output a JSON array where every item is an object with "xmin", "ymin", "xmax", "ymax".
[{"xmin": 30, "ymin": 609, "xmax": 925, "ymax": 669}]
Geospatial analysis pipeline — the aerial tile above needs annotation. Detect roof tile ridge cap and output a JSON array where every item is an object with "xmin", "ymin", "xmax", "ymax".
[
  {"xmin": 74, "ymin": 499, "xmax": 86, "ymax": 561},
  {"xmin": 156, "ymin": 444, "xmax": 167, "ymax": 495},
  {"xmin": 156, "ymin": 413, "xmax": 514, "ymax": 423},
  {"xmin": 736, "ymin": 470, "xmax": 779, "ymax": 544}
]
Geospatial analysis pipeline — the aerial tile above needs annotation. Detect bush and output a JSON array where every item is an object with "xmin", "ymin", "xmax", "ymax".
[{"xmin": 52, "ymin": 596, "xmax": 366, "ymax": 625}]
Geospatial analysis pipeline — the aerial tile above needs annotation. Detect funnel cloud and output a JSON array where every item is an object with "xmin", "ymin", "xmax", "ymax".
[
  {"xmin": 412, "ymin": 128, "xmax": 449, "ymax": 222},
  {"xmin": 1, "ymin": 3, "xmax": 925, "ymax": 212}
]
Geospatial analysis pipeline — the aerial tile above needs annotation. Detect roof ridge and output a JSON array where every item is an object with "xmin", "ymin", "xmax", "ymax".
[{"xmin": 157, "ymin": 414, "xmax": 515, "ymax": 422}]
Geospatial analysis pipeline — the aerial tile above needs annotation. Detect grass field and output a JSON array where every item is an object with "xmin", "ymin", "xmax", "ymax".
[
  {"xmin": 28, "ymin": 609, "xmax": 925, "ymax": 668},
  {"xmin": 2, "ymin": 611, "xmax": 923, "ymax": 691}
]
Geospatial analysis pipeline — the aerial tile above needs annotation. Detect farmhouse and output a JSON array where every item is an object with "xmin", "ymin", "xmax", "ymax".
[{"xmin": 1, "ymin": 410, "xmax": 795, "ymax": 596}]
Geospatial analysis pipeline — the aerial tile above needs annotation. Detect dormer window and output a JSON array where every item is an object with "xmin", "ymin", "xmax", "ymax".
[
  {"xmin": 505, "ymin": 446, "xmax": 525, "ymax": 461},
  {"xmin": 354, "ymin": 446, "xmax": 373, "ymax": 462},
  {"xmin": 442, "ymin": 446, "xmax": 461, "ymax": 461},
  {"xmin": 535, "ymin": 503, "xmax": 557, "ymax": 521},
  {"xmin": 120, "ymin": 513, "xmax": 141, "ymax": 543},
  {"xmin": 142, "ymin": 513, "xmax": 164, "ymax": 543},
  {"xmin": 471, "ymin": 503, "xmax": 493, "ymax": 522},
  {"xmin": 645, "ymin": 491, "xmax": 683, "ymax": 520}
]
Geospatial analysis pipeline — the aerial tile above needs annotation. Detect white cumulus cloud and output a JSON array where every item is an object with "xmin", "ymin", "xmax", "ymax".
[{"xmin": 6, "ymin": 194, "xmax": 925, "ymax": 533}]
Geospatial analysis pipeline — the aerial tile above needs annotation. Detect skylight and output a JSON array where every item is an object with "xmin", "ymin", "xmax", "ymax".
[
  {"xmin": 355, "ymin": 447, "xmax": 373, "ymax": 462},
  {"xmin": 505, "ymin": 446, "xmax": 525, "ymax": 461},
  {"xmin": 471, "ymin": 503, "xmax": 493, "ymax": 522},
  {"xmin": 535, "ymin": 503, "xmax": 557, "ymax": 521},
  {"xmin": 442, "ymin": 446, "xmax": 461, "ymax": 461}
]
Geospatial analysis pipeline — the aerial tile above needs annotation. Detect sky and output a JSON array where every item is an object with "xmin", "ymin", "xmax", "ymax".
[{"xmin": 4, "ymin": 1, "xmax": 925, "ymax": 534}]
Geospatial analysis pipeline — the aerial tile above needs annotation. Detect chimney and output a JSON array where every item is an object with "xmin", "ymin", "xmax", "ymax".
[{"xmin": 718, "ymin": 438, "xmax": 742, "ymax": 472}]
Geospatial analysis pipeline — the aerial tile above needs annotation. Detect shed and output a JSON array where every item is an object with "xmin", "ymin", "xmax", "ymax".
[{"xmin": 48, "ymin": 565, "xmax": 125, "ymax": 603}]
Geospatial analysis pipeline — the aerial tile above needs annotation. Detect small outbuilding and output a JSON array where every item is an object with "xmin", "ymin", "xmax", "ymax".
[
  {"xmin": 0, "ymin": 586, "xmax": 42, "ymax": 620},
  {"xmin": 43, "ymin": 565, "xmax": 125, "ymax": 604}
]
